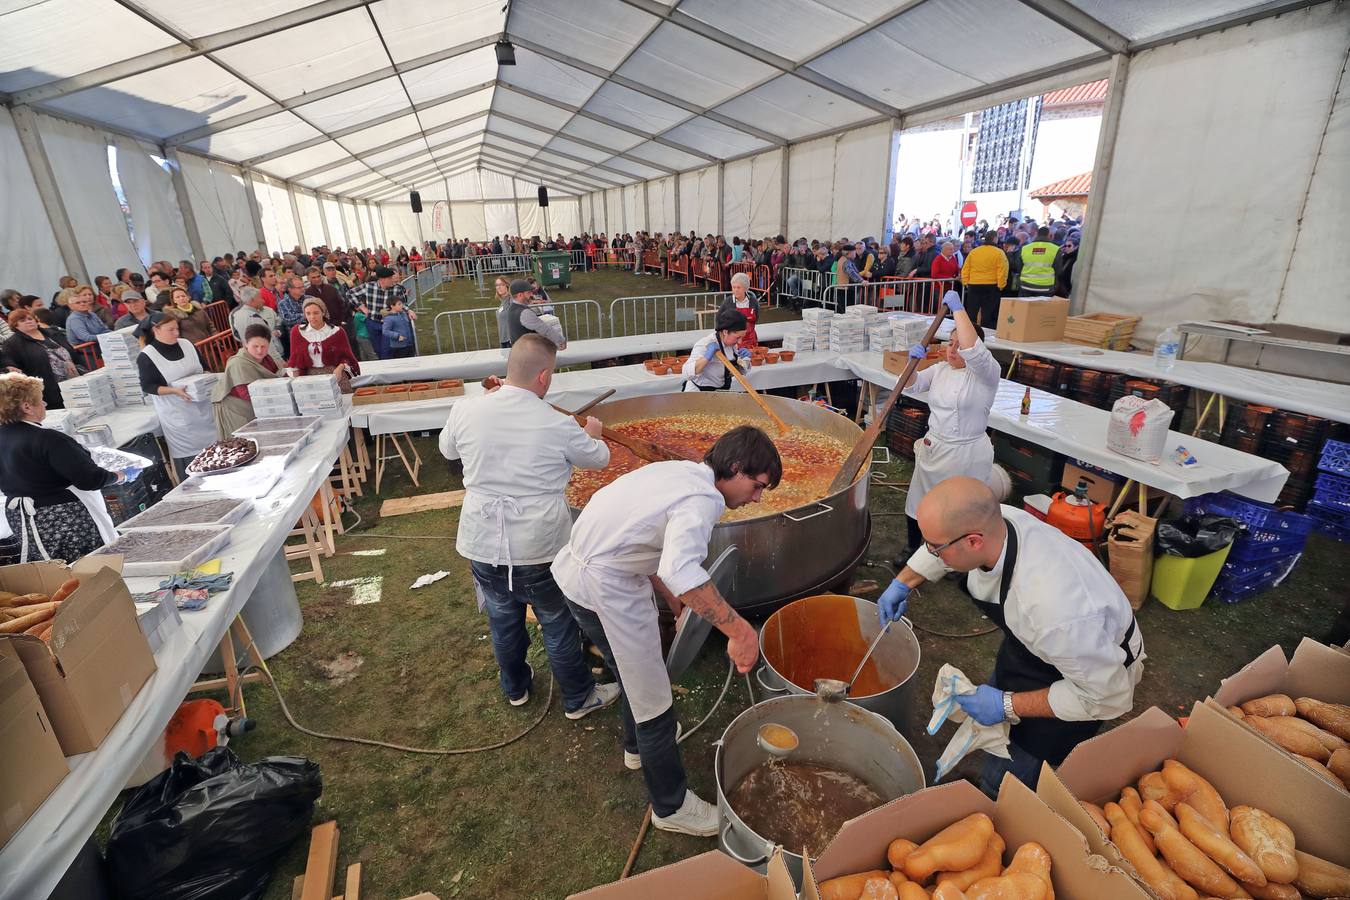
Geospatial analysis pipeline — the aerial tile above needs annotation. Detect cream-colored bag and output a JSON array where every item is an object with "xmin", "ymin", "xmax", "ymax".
[{"xmin": 1107, "ymin": 395, "xmax": 1174, "ymax": 463}]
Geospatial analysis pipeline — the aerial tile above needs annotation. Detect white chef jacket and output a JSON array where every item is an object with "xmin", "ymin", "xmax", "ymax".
[
  {"xmin": 681, "ymin": 332, "xmax": 748, "ymax": 390},
  {"xmin": 439, "ymin": 385, "xmax": 609, "ymax": 567},
  {"xmin": 906, "ymin": 505, "xmax": 1145, "ymax": 722},
  {"xmin": 902, "ymin": 340, "xmax": 1000, "ymax": 441}
]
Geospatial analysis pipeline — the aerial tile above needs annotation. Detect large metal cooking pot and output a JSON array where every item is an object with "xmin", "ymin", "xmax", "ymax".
[
  {"xmin": 755, "ymin": 594, "xmax": 920, "ymax": 729},
  {"xmin": 716, "ymin": 695, "xmax": 925, "ymax": 883},
  {"xmin": 576, "ymin": 392, "xmax": 871, "ymax": 614}
]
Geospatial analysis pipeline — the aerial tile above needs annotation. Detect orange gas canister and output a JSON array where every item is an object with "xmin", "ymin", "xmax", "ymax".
[{"xmin": 1047, "ymin": 480, "xmax": 1107, "ymax": 549}]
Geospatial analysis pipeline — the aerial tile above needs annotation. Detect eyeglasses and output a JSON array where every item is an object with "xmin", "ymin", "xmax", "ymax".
[{"xmin": 924, "ymin": 532, "xmax": 979, "ymax": 555}]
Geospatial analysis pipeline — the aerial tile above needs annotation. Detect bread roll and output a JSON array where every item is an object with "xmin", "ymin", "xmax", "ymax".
[
  {"xmin": 1293, "ymin": 755, "xmax": 1346, "ymax": 789},
  {"xmin": 1246, "ymin": 717, "xmax": 1331, "ymax": 762},
  {"xmin": 1240, "ymin": 880, "xmax": 1301, "ymax": 900},
  {"xmin": 1294, "ymin": 698, "xmax": 1350, "ymax": 742},
  {"xmin": 1241, "ymin": 695, "xmax": 1297, "ymax": 717},
  {"xmin": 1120, "ymin": 787, "xmax": 1157, "ymax": 854},
  {"xmin": 1293, "ymin": 850, "xmax": 1350, "ymax": 898},
  {"xmin": 889, "ymin": 838, "xmax": 920, "ymax": 871},
  {"xmin": 937, "ymin": 833, "xmax": 1006, "ymax": 892},
  {"xmin": 1162, "ymin": 759, "xmax": 1230, "ymax": 831},
  {"xmin": 1226, "ymin": 706, "xmax": 1246, "ymax": 719},
  {"xmin": 895, "ymin": 875, "xmax": 926, "ymax": 898},
  {"xmin": 820, "ymin": 871, "xmax": 889, "ymax": 900},
  {"xmin": 1229, "ymin": 806, "xmax": 1297, "ymax": 884},
  {"xmin": 1079, "ymin": 801, "xmax": 1111, "ymax": 838},
  {"xmin": 1327, "ymin": 748, "xmax": 1350, "ymax": 784},
  {"xmin": 1139, "ymin": 800, "xmax": 1247, "ymax": 898},
  {"xmin": 905, "ymin": 814, "xmax": 996, "ymax": 882},
  {"xmin": 1105, "ymin": 801, "xmax": 1199, "ymax": 900},
  {"xmin": 966, "ymin": 874, "xmax": 1050, "ymax": 900},
  {"xmin": 932, "ymin": 884, "xmax": 968, "ymax": 900},
  {"xmin": 1140, "ymin": 770, "xmax": 1182, "ymax": 811},
  {"xmin": 1175, "ymin": 802, "xmax": 1266, "ymax": 886},
  {"xmin": 862, "ymin": 876, "xmax": 901, "ymax": 900},
  {"xmin": 1003, "ymin": 842, "xmax": 1054, "ymax": 900},
  {"xmin": 1275, "ymin": 714, "xmax": 1348, "ymax": 753}
]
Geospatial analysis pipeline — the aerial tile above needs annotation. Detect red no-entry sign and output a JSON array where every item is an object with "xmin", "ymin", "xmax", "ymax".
[{"xmin": 960, "ymin": 201, "xmax": 978, "ymax": 228}]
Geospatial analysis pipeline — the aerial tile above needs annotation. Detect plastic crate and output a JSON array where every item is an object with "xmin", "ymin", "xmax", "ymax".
[
  {"xmin": 1318, "ymin": 439, "xmax": 1350, "ymax": 477},
  {"xmin": 1182, "ymin": 492, "xmax": 1317, "ymax": 538},
  {"xmin": 1306, "ymin": 498, "xmax": 1350, "ymax": 531},
  {"xmin": 1218, "ymin": 553, "xmax": 1301, "ymax": 587},
  {"xmin": 1312, "ymin": 471, "xmax": 1350, "ymax": 508},
  {"xmin": 1225, "ymin": 530, "xmax": 1309, "ymax": 565}
]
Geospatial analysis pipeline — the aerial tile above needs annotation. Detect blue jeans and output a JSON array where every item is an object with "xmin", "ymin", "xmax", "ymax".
[
  {"xmin": 565, "ymin": 598, "xmax": 687, "ymax": 816},
  {"xmin": 366, "ymin": 318, "xmax": 387, "ymax": 359},
  {"xmin": 469, "ymin": 561, "xmax": 596, "ymax": 712},
  {"xmin": 979, "ymin": 741, "xmax": 1044, "ymax": 797}
]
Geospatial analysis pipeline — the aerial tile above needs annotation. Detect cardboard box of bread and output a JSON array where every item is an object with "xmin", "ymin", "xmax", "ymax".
[
  {"xmin": 1210, "ymin": 637, "xmax": 1350, "ymax": 793},
  {"xmin": 0, "ymin": 557, "xmax": 156, "ymax": 756},
  {"xmin": 567, "ymin": 846, "xmax": 809, "ymax": 900},
  {"xmin": 1038, "ymin": 700, "xmax": 1350, "ymax": 900},
  {"xmin": 0, "ymin": 641, "xmax": 67, "ymax": 849},
  {"xmin": 809, "ymin": 775, "xmax": 1149, "ymax": 900}
]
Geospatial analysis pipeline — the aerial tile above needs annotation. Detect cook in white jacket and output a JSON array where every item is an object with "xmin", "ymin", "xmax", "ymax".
[
  {"xmin": 898, "ymin": 291, "xmax": 1003, "ymax": 555},
  {"xmin": 439, "ymin": 334, "xmax": 619, "ymax": 718},
  {"xmin": 680, "ymin": 308, "xmax": 751, "ymax": 391},
  {"xmin": 552, "ymin": 425, "xmax": 778, "ymax": 836},
  {"xmin": 878, "ymin": 476, "xmax": 1144, "ymax": 792}
]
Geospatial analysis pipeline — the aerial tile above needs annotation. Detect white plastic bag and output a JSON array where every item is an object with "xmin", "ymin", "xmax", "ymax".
[
  {"xmin": 1107, "ymin": 396, "xmax": 1174, "ymax": 463},
  {"xmin": 928, "ymin": 664, "xmax": 1010, "ymax": 782}
]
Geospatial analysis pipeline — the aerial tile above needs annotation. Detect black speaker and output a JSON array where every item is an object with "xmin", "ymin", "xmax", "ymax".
[
  {"xmin": 537, "ymin": 186, "xmax": 549, "ymax": 208},
  {"xmin": 410, "ymin": 191, "xmax": 422, "ymax": 213}
]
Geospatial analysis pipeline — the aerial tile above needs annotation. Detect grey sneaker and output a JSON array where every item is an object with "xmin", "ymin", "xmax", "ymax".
[
  {"xmin": 565, "ymin": 682, "xmax": 621, "ymax": 720},
  {"xmin": 652, "ymin": 790, "xmax": 719, "ymax": 837},
  {"xmin": 508, "ymin": 664, "xmax": 534, "ymax": 707}
]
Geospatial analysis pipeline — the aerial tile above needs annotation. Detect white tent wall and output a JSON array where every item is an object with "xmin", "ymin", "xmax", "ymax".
[
  {"xmin": 209, "ymin": 162, "xmax": 260, "ymax": 254},
  {"xmin": 295, "ymin": 190, "xmax": 327, "ymax": 248},
  {"xmin": 321, "ymin": 196, "xmax": 347, "ymax": 247},
  {"xmin": 381, "ymin": 202, "xmax": 421, "ymax": 249},
  {"xmin": 648, "ymin": 176, "xmax": 675, "ymax": 234},
  {"xmin": 112, "ymin": 136, "xmax": 192, "ymax": 268},
  {"xmin": 177, "ymin": 152, "xmax": 234, "ymax": 260},
  {"xmin": 1085, "ymin": 4, "xmax": 1350, "ymax": 351},
  {"xmin": 622, "ymin": 183, "xmax": 644, "ymax": 234},
  {"xmin": 550, "ymin": 197, "xmax": 580, "ymax": 239},
  {"xmin": 696, "ymin": 166, "xmax": 719, "ymax": 236},
  {"xmin": 788, "ymin": 121, "xmax": 894, "ymax": 240},
  {"xmin": 340, "ymin": 200, "xmax": 362, "ymax": 247},
  {"xmin": 484, "ymin": 201, "xmax": 518, "ymax": 238},
  {"xmin": 35, "ymin": 114, "xmax": 138, "ymax": 281},
  {"xmin": 361, "ymin": 203, "xmax": 381, "ymax": 248},
  {"xmin": 518, "ymin": 199, "xmax": 545, "ymax": 238},
  {"xmin": 451, "ymin": 202, "xmax": 488, "ymax": 242},
  {"xmin": 605, "ymin": 188, "xmax": 623, "ymax": 235},
  {"xmin": 251, "ymin": 173, "xmax": 284, "ymax": 256},
  {"xmin": 267, "ymin": 181, "xmax": 299, "ymax": 252},
  {"xmin": 0, "ymin": 108, "xmax": 67, "ymax": 293},
  {"xmin": 722, "ymin": 149, "xmax": 784, "ymax": 240}
]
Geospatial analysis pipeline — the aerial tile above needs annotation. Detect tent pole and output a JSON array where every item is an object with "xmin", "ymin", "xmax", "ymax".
[
  {"xmin": 1070, "ymin": 52, "xmax": 1130, "ymax": 315},
  {"xmin": 240, "ymin": 167, "xmax": 269, "ymax": 255},
  {"xmin": 717, "ymin": 162, "xmax": 725, "ymax": 236},
  {"xmin": 10, "ymin": 104, "xmax": 88, "ymax": 282},
  {"xmin": 286, "ymin": 181, "xmax": 306, "ymax": 251},
  {"xmin": 165, "ymin": 147, "xmax": 207, "ymax": 263},
  {"xmin": 780, "ymin": 146, "xmax": 790, "ymax": 238}
]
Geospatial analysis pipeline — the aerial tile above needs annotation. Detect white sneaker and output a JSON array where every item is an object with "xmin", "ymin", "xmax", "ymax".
[
  {"xmin": 565, "ymin": 682, "xmax": 621, "ymax": 720},
  {"xmin": 653, "ymin": 790, "xmax": 719, "ymax": 837},
  {"xmin": 623, "ymin": 723, "xmax": 682, "ymax": 770},
  {"xmin": 508, "ymin": 664, "xmax": 534, "ymax": 707}
]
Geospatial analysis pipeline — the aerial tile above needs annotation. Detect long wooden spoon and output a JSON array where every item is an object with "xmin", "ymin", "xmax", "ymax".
[{"xmin": 714, "ymin": 349, "xmax": 791, "ymax": 436}]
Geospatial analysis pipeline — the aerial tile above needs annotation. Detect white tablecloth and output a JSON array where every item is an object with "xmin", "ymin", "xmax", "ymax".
[
  {"xmin": 837, "ymin": 352, "xmax": 1289, "ymax": 502},
  {"xmin": 82, "ymin": 403, "xmax": 162, "ymax": 447},
  {"xmin": 0, "ymin": 420, "xmax": 352, "ymax": 900},
  {"xmin": 352, "ymin": 322, "xmax": 800, "ymax": 386},
  {"xmin": 988, "ymin": 338, "xmax": 1350, "ymax": 425}
]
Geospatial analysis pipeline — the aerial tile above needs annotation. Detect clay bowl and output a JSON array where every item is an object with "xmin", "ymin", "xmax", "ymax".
[
  {"xmin": 779, "ymin": 350, "xmax": 796, "ymax": 362},
  {"xmin": 677, "ymin": 355, "xmax": 690, "ymax": 366},
  {"xmin": 765, "ymin": 353, "xmax": 780, "ymax": 364},
  {"xmin": 654, "ymin": 365, "xmax": 672, "ymax": 375},
  {"xmin": 660, "ymin": 356, "xmax": 678, "ymax": 367},
  {"xmin": 644, "ymin": 359, "xmax": 660, "ymax": 372}
]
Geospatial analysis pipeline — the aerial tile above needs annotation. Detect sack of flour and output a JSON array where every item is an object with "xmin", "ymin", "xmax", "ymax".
[{"xmin": 1107, "ymin": 395, "xmax": 1174, "ymax": 463}]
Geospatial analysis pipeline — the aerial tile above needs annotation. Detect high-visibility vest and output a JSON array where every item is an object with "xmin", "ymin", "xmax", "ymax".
[{"xmin": 1020, "ymin": 241, "xmax": 1059, "ymax": 287}]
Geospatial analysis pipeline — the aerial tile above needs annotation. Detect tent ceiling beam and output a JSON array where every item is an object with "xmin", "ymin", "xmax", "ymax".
[
  {"xmin": 489, "ymin": 110, "xmax": 676, "ymax": 174},
  {"xmin": 1126, "ymin": 0, "xmax": 1323, "ymax": 51},
  {"xmin": 478, "ymin": 146, "xmax": 621, "ymax": 189},
  {"xmin": 1012, "ymin": 0, "xmax": 1129, "ymax": 53},
  {"xmin": 289, "ymin": 111, "xmax": 489, "ymax": 183},
  {"xmin": 472, "ymin": 131, "xmax": 636, "ymax": 181},
  {"xmin": 902, "ymin": 52, "xmax": 1108, "ymax": 121},
  {"xmin": 9, "ymin": 0, "xmax": 372, "ymax": 106}
]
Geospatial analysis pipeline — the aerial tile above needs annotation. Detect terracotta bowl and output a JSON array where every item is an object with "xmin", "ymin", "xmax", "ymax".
[
  {"xmin": 644, "ymin": 359, "xmax": 660, "ymax": 372},
  {"xmin": 660, "ymin": 356, "xmax": 678, "ymax": 367},
  {"xmin": 654, "ymin": 365, "xmax": 672, "ymax": 375},
  {"xmin": 779, "ymin": 350, "xmax": 796, "ymax": 362},
  {"xmin": 765, "ymin": 353, "xmax": 779, "ymax": 364},
  {"xmin": 677, "ymin": 355, "xmax": 690, "ymax": 366}
]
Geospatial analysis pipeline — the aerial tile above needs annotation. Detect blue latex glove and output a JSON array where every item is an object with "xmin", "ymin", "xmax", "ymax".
[
  {"xmin": 122, "ymin": 466, "xmax": 143, "ymax": 483},
  {"xmin": 943, "ymin": 290, "xmax": 964, "ymax": 313},
  {"xmin": 877, "ymin": 579, "xmax": 911, "ymax": 624},
  {"xmin": 954, "ymin": 684, "xmax": 1007, "ymax": 726},
  {"xmin": 736, "ymin": 347, "xmax": 752, "ymax": 361},
  {"xmin": 908, "ymin": 343, "xmax": 927, "ymax": 361},
  {"xmin": 702, "ymin": 341, "xmax": 720, "ymax": 361}
]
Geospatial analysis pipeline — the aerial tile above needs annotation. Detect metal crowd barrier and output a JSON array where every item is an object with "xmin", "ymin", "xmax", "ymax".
[
  {"xmin": 432, "ymin": 299, "xmax": 605, "ymax": 353},
  {"xmin": 777, "ymin": 266, "xmax": 826, "ymax": 307},
  {"xmin": 591, "ymin": 248, "xmax": 636, "ymax": 269},
  {"xmin": 609, "ymin": 292, "xmax": 733, "ymax": 337}
]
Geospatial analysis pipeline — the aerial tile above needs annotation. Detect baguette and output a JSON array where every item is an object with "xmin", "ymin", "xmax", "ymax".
[
  {"xmin": 966, "ymin": 873, "xmax": 1050, "ymax": 900},
  {"xmin": 1327, "ymin": 748, "xmax": 1350, "ymax": 784},
  {"xmin": 1162, "ymin": 759, "xmax": 1230, "ymax": 831},
  {"xmin": 1241, "ymin": 694, "xmax": 1296, "ymax": 717},
  {"xmin": 1294, "ymin": 698, "xmax": 1350, "ymax": 742},
  {"xmin": 1003, "ymin": 842, "xmax": 1054, "ymax": 900},
  {"xmin": 1245, "ymin": 716, "xmax": 1331, "ymax": 762},
  {"xmin": 897, "ymin": 880, "xmax": 930, "ymax": 900},
  {"xmin": 888, "ymin": 838, "xmax": 919, "ymax": 871},
  {"xmin": 904, "ymin": 813, "xmax": 995, "ymax": 882},
  {"xmin": 1120, "ymin": 786, "xmax": 1157, "ymax": 854},
  {"xmin": 1226, "ymin": 706, "xmax": 1246, "ymax": 719},
  {"xmin": 3, "ymin": 601, "xmax": 60, "ymax": 619},
  {"xmin": 1239, "ymin": 881, "xmax": 1300, "ymax": 900},
  {"xmin": 820, "ymin": 871, "xmax": 890, "ymax": 900},
  {"xmin": 1293, "ymin": 754, "xmax": 1345, "ymax": 789},
  {"xmin": 1105, "ymin": 802, "xmax": 1198, "ymax": 900},
  {"xmin": 1140, "ymin": 770, "xmax": 1183, "ymax": 812},
  {"xmin": 932, "ymin": 884, "xmax": 968, "ymax": 900},
  {"xmin": 1080, "ymin": 800, "xmax": 1111, "ymax": 838},
  {"xmin": 1293, "ymin": 850, "xmax": 1350, "ymax": 898},
  {"xmin": 937, "ymin": 833, "xmax": 1006, "ymax": 892},
  {"xmin": 1175, "ymin": 802, "xmax": 1266, "ymax": 886},
  {"xmin": 1273, "ymin": 715, "xmax": 1348, "ymax": 753},
  {"xmin": 50, "ymin": 577, "xmax": 80, "ymax": 604},
  {"xmin": 35, "ymin": 622, "xmax": 53, "ymax": 642},
  {"xmin": 1139, "ymin": 801, "xmax": 1246, "ymax": 898},
  {"xmin": 1229, "ymin": 807, "xmax": 1297, "ymax": 885},
  {"xmin": 0, "ymin": 604, "xmax": 56, "ymax": 634},
  {"xmin": 0, "ymin": 590, "xmax": 21, "ymax": 606}
]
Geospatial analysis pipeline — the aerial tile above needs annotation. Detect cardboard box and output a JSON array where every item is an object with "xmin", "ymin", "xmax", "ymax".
[
  {"xmin": 567, "ymin": 847, "xmax": 813, "ymax": 900},
  {"xmin": 0, "ymin": 558, "xmax": 157, "ymax": 755},
  {"xmin": 1107, "ymin": 510, "xmax": 1156, "ymax": 611},
  {"xmin": 0, "ymin": 642, "xmax": 69, "ymax": 849},
  {"xmin": 811, "ymin": 775, "xmax": 1148, "ymax": 899},
  {"xmin": 997, "ymin": 297, "xmax": 1069, "ymax": 343},
  {"xmin": 882, "ymin": 348, "xmax": 943, "ymax": 376},
  {"xmin": 1041, "ymin": 701, "xmax": 1350, "ymax": 874}
]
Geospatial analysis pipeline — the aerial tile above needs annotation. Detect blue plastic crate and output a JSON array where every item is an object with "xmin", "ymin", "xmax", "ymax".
[
  {"xmin": 1217, "ymin": 553, "xmax": 1301, "ymax": 589},
  {"xmin": 1225, "ymin": 531, "xmax": 1309, "ymax": 565},
  {"xmin": 1312, "ymin": 471, "xmax": 1350, "ymax": 509},
  {"xmin": 1214, "ymin": 574, "xmax": 1286, "ymax": 604},
  {"xmin": 1318, "ymin": 439, "xmax": 1350, "ymax": 477},
  {"xmin": 1183, "ymin": 492, "xmax": 1317, "ymax": 538},
  {"xmin": 1307, "ymin": 498, "xmax": 1350, "ymax": 528}
]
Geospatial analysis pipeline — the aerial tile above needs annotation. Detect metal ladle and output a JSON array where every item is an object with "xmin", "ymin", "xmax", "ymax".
[
  {"xmin": 814, "ymin": 616, "xmax": 899, "ymax": 703},
  {"xmin": 756, "ymin": 722, "xmax": 800, "ymax": 758}
]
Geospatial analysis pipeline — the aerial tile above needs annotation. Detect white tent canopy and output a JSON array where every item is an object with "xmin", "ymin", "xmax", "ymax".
[{"xmin": 2, "ymin": 0, "xmax": 1345, "ymax": 343}]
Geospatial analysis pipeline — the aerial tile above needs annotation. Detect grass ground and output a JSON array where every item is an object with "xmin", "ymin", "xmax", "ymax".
[{"xmin": 110, "ymin": 270, "xmax": 1348, "ymax": 899}]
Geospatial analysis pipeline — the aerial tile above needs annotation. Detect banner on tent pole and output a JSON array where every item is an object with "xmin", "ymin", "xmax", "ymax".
[{"xmin": 432, "ymin": 201, "xmax": 447, "ymax": 233}]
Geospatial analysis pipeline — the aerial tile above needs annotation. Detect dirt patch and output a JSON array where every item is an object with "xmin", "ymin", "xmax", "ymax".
[{"xmin": 314, "ymin": 651, "xmax": 364, "ymax": 686}]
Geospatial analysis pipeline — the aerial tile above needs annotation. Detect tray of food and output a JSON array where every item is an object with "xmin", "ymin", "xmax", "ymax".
[
  {"xmin": 94, "ymin": 526, "xmax": 232, "ymax": 577},
  {"xmin": 233, "ymin": 415, "xmax": 322, "ymax": 436},
  {"xmin": 248, "ymin": 429, "xmax": 312, "ymax": 450},
  {"xmin": 118, "ymin": 497, "xmax": 252, "ymax": 531},
  {"xmin": 257, "ymin": 443, "xmax": 300, "ymax": 466},
  {"xmin": 186, "ymin": 437, "xmax": 259, "ymax": 476}
]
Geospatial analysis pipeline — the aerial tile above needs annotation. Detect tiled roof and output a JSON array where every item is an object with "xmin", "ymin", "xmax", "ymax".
[
  {"xmin": 1043, "ymin": 80, "xmax": 1109, "ymax": 107},
  {"xmin": 1030, "ymin": 172, "xmax": 1093, "ymax": 199}
]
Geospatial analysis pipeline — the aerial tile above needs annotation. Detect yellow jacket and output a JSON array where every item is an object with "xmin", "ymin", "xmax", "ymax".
[{"xmin": 961, "ymin": 244, "xmax": 1009, "ymax": 288}]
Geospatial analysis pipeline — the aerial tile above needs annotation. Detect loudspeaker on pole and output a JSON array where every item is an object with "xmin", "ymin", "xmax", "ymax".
[
  {"xmin": 410, "ymin": 191, "xmax": 422, "ymax": 213},
  {"xmin": 537, "ymin": 186, "xmax": 549, "ymax": 208}
]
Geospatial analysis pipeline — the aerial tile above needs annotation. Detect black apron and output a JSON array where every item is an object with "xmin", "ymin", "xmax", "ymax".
[
  {"xmin": 684, "ymin": 337, "xmax": 734, "ymax": 392},
  {"xmin": 962, "ymin": 518, "xmax": 1139, "ymax": 766}
]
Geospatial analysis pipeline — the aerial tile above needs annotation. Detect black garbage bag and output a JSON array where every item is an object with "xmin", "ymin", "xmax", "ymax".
[
  {"xmin": 1156, "ymin": 514, "xmax": 1243, "ymax": 558},
  {"xmin": 106, "ymin": 747, "xmax": 321, "ymax": 900}
]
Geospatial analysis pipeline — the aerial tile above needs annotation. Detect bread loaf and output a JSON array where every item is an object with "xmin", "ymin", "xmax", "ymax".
[
  {"xmin": 1174, "ymin": 802, "xmax": 1266, "ymax": 886},
  {"xmin": 1294, "ymin": 698, "xmax": 1350, "ymax": 742},
  {"xmin": 1292, "ymin": 850, "xmax": 1350, "ymax": 898},
  {"xmin": 1003, "ymin": 842, "xmax": 1054, "ymax": 900},
  {"xmin": 1241, "ymin": 694, "xmax": 1296, "ymax": 717},
  {"xmin": 1139, "ymin": 800, "xmax": 1247, "ymax": 898},
  {"xmin": 932, "ymin": 883, "xmax": 969, "ymax": 900},
  {"xmin": 904, "ymin": 813, "xmax": 996, "ymax": 882},
  {"xmin": 861, "ymin": 876, "xmax": 900, "ymax": 900},
  {"xmin": 1293, "ymin": 754, "xmax": 1346, "ymax": 789},
  {"xmin": 1274, "ymin": 714, "xmax": 1348, "ymax": 753},
  {"xmin": 1080, "ymin": 801, "xmax": 1111, "ymax": 838},
  {"xmin": 966, "ymin": 873, "xmax": 1050, "ymax": 900},
  {"xmin": 1162, "ymin": 759, "xmax": 1230, "ymax": 831},
  {"xmin": 1239, "ymin": 880, "xmax": 1301, "ymax": 900},
  {"xmin": 1327, "ymin": 748, "xmax": 1350, "ymax": 784},
  {"xmin": 937, "ymin": 833, "xmax": 1006, "ymax": 892},
  {"xmin": 1140, "ymin": 770, "xmax": 1183, "ymax": 812},
  {"xmin": 1229, "ymin": 806, "xmax": 1297, "ymax": 884},
  {"xmin": 888, "ymin": 838, "xmax": 919, "ymax": 871},
  {"xmin": 1245, "ymin": 716, "xmax": 1331, "ymax": 762},
  {"xmin": 1119, "ymin": 786, "xmax": 1157, "ymax": 854},
  {"xmin": 821, "ymin": 871, "xmax": 891, "ymax": 900},
  {"xmin": 1105, "ymin": 802, "xmax": 1199, "ymax": 900},
  {"xmin": 895, "ymin": 875, "xmax": 926, "ymax": 899}
]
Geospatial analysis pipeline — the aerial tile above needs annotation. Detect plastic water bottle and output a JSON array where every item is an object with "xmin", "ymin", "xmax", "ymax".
[{"xmin": 1154, "ymin": 325, "xmax": 1180, "ymax": 372}]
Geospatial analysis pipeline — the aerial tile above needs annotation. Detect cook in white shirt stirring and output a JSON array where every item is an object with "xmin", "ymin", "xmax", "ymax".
[
  {"xmin": 894, "ymin": 290, "xmax": 1006, "ymax": 558},
  {"xmin": 552, "ymin": 426, "xmax": 777, "ymax": 836},
  {"xmin": 439, "ymin": 334, "xmax": 620, "ymax": 718},
  {"xmin": 878, "ymin": 477, "xmax": 1145, "ymax": 792}
]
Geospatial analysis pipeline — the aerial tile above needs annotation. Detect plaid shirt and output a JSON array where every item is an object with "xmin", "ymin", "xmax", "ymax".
[
  {"xmin": 347, "ymin": 281, "xmax": 407, "ymax": 320},
  {"xmin": 278, "ymin": 293, "xmax": 305, "ymax": 329}
]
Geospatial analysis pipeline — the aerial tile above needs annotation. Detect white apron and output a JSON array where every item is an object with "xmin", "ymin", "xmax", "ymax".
[
  {"xmin": 143, "ymin": 340, "xmax": 217, "ymax": 459},
  {"xmin": 4, "ymin": 485, "xmax": 118, "ymax": 562},
  {"xmin": 906, "ymin": 430, "xmax": 996, "ymax": 517},
  {"xmin": 553, "ymin": 545, "xmax": 671, "ymax": 723}
]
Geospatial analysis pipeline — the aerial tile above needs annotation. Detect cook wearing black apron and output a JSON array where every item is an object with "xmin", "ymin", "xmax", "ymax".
[{"xmin": 681, "ymin": 308, "xmax": 749, "ymax": 392}]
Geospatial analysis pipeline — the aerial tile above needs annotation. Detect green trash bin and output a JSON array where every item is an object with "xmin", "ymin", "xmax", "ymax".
[{"xmin": 533, "ymin": 251, "xmax": 571, "ymax": 289}]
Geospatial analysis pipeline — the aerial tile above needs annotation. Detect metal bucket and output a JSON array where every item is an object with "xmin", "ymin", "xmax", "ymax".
[
  {"xmin": 715, "ymin": 694, "xmax": 925, "ymax": 882},
  {"xmin": 755, "ymin": 594, "xmax": 921, "ymax": 729}
]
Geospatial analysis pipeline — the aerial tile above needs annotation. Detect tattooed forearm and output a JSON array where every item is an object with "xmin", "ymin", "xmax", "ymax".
[{"xmin": 674, "ymin": 580, "xmax": 744, "ymax": 633}]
